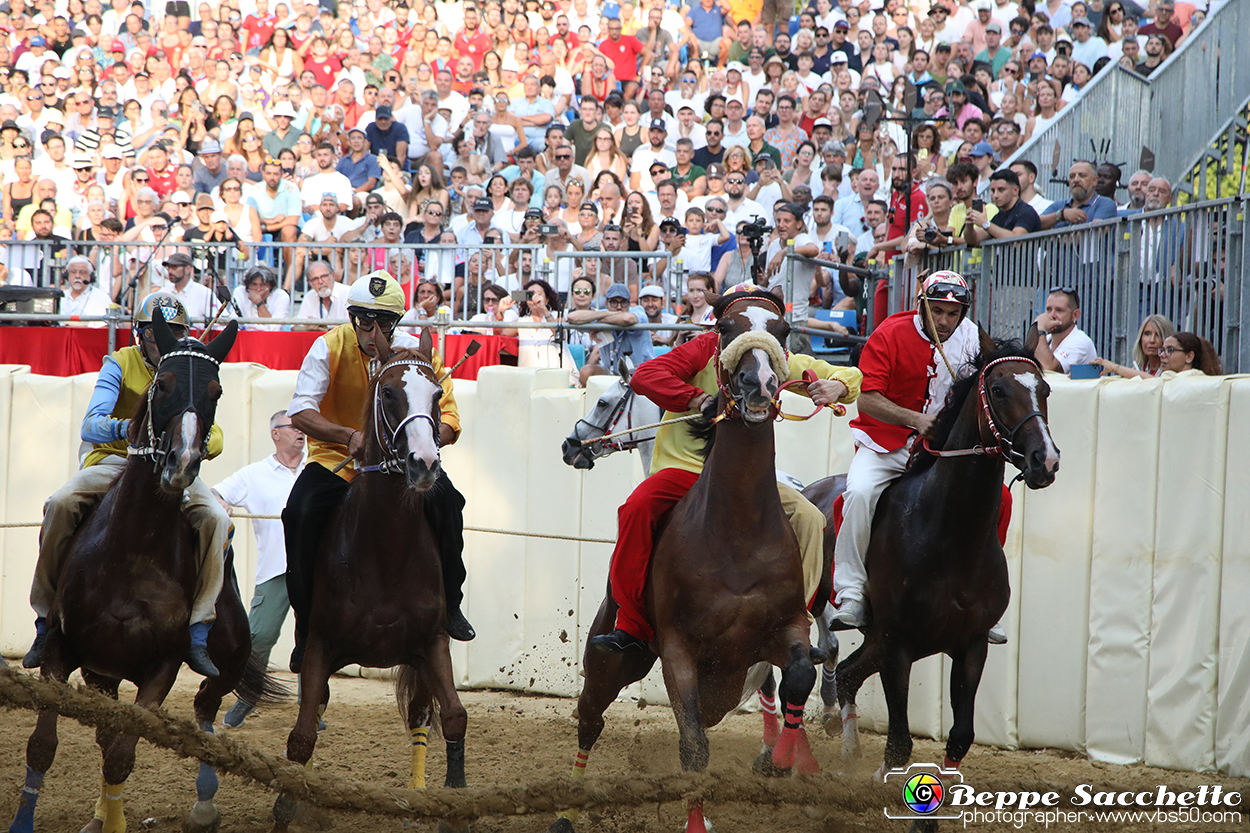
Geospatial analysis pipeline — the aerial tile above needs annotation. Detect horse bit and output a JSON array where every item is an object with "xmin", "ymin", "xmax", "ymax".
[
  {"xmin": 358, "ymin": 358, "xmax": 442, "ymax": 475},
  {"xmin": 922, "ymin": 355, "xmax": 1049, "ymax": 475},
  {"xmin": 128, "ymin": 349, "xmax": 220, "ymax": 470}
]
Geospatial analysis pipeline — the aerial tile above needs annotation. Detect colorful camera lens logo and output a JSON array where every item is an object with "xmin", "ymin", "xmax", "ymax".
[{"xmin": 903, "ymin": 772, "xmax": 945, "ymax": 815}]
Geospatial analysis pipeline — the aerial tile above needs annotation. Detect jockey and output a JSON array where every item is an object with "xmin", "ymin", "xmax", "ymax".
[
  {"xmin": 831, "ymin": 271, "xmax": 1007, "ymax": 644},
  {"xmin": 23, "ymin": 292, "xmax": 230, "ymax": 677},
  {"xmin": 282, "ymin": 270, "xmax": 474, "ymax": 674},
  {"xmin": 590, "ymin": 284, "xmax": 863, "ymax": 654}
]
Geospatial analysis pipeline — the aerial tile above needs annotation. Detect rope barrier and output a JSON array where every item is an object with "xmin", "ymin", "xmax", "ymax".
[{"xmin": 0, "ymin": 515, "xmax": 618, "ymax": 545}]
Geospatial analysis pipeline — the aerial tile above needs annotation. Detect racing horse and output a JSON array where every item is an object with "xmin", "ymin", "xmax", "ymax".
[
  {"xmin": 551, "ymin": 291, "xmax": 821, "ymax": 833},
  {"xmin": 560, "ymin": 361, "xmax": 848, "ymax": 770},
  {"xmin": 272, "ymin": 329, "xmax": 469, "ymax": 833},
  {"xmin": 835, "ymin": 340, "xmax": 1059, "ymax": 794},
  {"xmin": 9, "ymin": 317, "xmax": 286, "ymax": 833}
]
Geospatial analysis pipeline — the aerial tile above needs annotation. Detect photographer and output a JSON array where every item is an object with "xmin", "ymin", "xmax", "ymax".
[
  {"xmin": 765, "ymin": 203, "xmax": 824, "ymax": 354},
  {"xmin": 905, "ymin": 180, "xmax": 958, "ymax": 256}
]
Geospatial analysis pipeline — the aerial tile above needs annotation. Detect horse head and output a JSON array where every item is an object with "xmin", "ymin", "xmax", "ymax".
[
  {"xmin": 144, "ymin": 314, "xmax": 238, "ymax": 493},
  {"xmin": 714, "ymin": 290, "xmax": 790, "ymax": 425},
  {"xmin": 561, "ymin": 354, "xmax": 638, "ymax": 470},
  {"xmin": 980, "ymin": 355, "xmax": 1061, "ymax": 490},
  {"xmin": 368, "ymin": 330, "xmax": 443, "ymax": 491}
]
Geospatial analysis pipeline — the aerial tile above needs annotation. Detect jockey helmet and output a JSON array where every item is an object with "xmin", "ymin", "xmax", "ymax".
[
  {"xmin": 133, "ymin": 291, "xmax": 190, "ymax": 330},
  {"xmin": 347, "ymin": 269, "xmax": 406, "ymax": 321},
  {"xmin": 918, "ymin": 271, "xmax": 971, "ymax": 307}
]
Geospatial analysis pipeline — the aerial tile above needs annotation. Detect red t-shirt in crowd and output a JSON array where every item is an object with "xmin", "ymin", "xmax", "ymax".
[
  {"xmin": 600, "ymin": 34, "xmax": 644, "ymax": 82},
  {"xmin": 304, "ymin": 55, "xmax": 342, "ymax": 87},
  {"xmin": 453, "ymin": 28, "xmax": 493, "ymax": 70},
  {"xmin": 242, "ymin": 13, "xmax": 276, "ymax": 52},
  {"xmin": 147, "ymin": 162, "xmax": 179, "ymax": 198}
]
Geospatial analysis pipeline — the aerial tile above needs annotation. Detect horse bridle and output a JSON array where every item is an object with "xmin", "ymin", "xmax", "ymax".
[
  {"xmin": 358, "ymin": 358, "xmax": 442, "ymax": 475},
  {"xmin": 573, "ymin": 385, "xmax": 641, "ymax": 455},
  {"xmin": 922, "ymin": 356, "xmax": 1048, "ymax": 470},
  {"xmin": 128, "ymin": 349, "xmax": 220, "ymax": 469}
]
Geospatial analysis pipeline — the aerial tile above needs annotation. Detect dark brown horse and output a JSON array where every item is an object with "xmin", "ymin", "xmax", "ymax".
[
  {"xmin": 9, "ymin": 317, "xmax": 286, "ymax": 833},
  {"xmin": 551, "ymin": 292, "xmax": 820, "ymax": 833},
  {"xmin": 834, "ymin": 341, "xmax": 1059, "ymax": 808},
  {"xmin": 272, "ymin": 330, "xmax": 468, "ymax": 832}
]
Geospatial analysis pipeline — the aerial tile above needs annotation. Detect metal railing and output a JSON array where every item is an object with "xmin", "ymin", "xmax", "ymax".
[
  {"xmin": 989, "ymin": 0, "xmax": 1250, "ymax": 202},
  {"xmin": 883, "ymin": 196, "xmax": 1249, "ymax": 373}
]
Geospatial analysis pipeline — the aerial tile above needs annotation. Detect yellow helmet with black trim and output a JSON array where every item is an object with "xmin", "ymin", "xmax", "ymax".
[{"xmin": 347, "ymin": 270, "xmax": 406, "ymax": 319}]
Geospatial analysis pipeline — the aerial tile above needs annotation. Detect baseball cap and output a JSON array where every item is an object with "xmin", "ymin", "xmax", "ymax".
[
  {"xmin": 348, "ymin": 125, "xmax": 366, "ymax": 135},
  {"xmin": 833, "ymin": 19, "xmax": 850, "ymax": 29},
  {"xmin": 163, "ymin": 252, "xmax": 193, "ymax": 267},
  {"xmin": 375, "ymin": 104, "xmax": 393, "ymax": 119},
  {"xmin": 52, "ymin": 66, "xmax": 72, "ymax": 79},
  {"xmin": 43, "ymin": 109, "xmax": 64, "ymax": 125},
  {"xmin": 209, "ymin": 210, "xmax": 228, "ymax": 223},
  {"xmin": 111, "ymin": 39, "xmax": 125, "ymax": 51},
  {"xmin": 814, "ymin": 117, "xmax": 832, "ymax": 128},
  {"xmin": 1056, "ymin": 31, "xmax": 1073, "ymax": 43},
  {"xmin": 365, "ymin": 192, "xmax": 385, "ymax": 205},
  {"xmin": 986, "ymin": 21, "xmax": 1002, "ymax": 33},
  {"xmin": 195, "ymin": 194, "xmax": 214, "ymax": 209},
  {"xmin": 706, "ymin": 162, "xmax": 725, "ymax": 178},
  {"xmin": 96, "ymin": 104, "xmax": 117, "ymax": 119},
  {"xmin": 658, "ymin": 217, "xmax": 683, "ymax": 230},
  {"xmin": 639, "ymin": 285, "xmax": 664, "ymax": 298},
  {"xmin": 726, "ymin": 61, "xmax": 745, "ymax": 73},
  {"xmin": 1030, "ymin": 51, "xmax": 1049, "ymax": 62},
  {"xmin": 72, "ymin": 154, "xmax": 94, "ymax": 168},
  {"xmin": 1072, "ymin": 16, "xmax": 1092, "ymax": 27},
  {"xmin": 170, "ymin": 191, "xmax": 192, "ymax": 204},
  {"xmin": 0, "ymin": 119, "xmax": 17, "ymax": 132},
  {"xmin": 605, "ymin": 284, "xmax": 631, "ymax": 300},
  {"xmin": 649, "ymin": 118, "xmax": 668, "ymax": 131},
  {"xmin": 973, "ymin": 0, "xmax": 992, "ymax": 11},
  {"xmin": 473, "ymin": 197, "xmax": 493, "ymax": 211},
  {"xmin": 830, "ymin": 52, "xmax": 849, "ymax": 64},
  {"xmin": 969, "ymin": 142, "xmax": 994, "ymax": 157},
  {"xmin": 29, "ymin": 35, "xmax": 45, "ymax": 46},
  {"xmin": 200, "ymin": 137, "xmax": 222, "ymax": 154},
  {"xmin": 748, "ymin": 46, "xmax": 765, "ymax": 58},
  {"xmin": 271, "ymin": 101, "xmax": 297, "ymax": 118},
  {"xmin": 524, "ymin": 207, "xmax": 543, "ymax": 219},
  {"xmin": 945, "ymin": 79, "xmax": 966, "ymax": 94},
  {"xmin": 101, "ymin": 145, "xmax": 124, "ymax": 160}
]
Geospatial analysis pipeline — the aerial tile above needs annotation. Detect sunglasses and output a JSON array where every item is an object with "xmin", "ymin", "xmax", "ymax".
[
  {"xmin": 571, "ymin": 288, "xmax": 593, "ymax": 296},
  {"xmin": 134, "ymin": 175, "xmax": 149, "ymax": 182}
]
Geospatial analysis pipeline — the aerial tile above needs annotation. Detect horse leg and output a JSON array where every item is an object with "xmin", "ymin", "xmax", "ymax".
[
  {"xmin": 97, "ymin": 660, "xmax": 181, "ymax": 833},
  {"xmin": 549, "ymin": 595, "xmax": 656, "ymax": 833},
  {"xmin": 751, "ymin": 668, "xmax": 787, "ymax": 777},
  {"xmin": 877, "ymin": 645, "xmax": 915, "ymax": 780},
  {"xmin": 78, "ymin": 672, "xmax": 120, "ymax": 833},
  {"xmin": 771, "ymin": 640, "xmax": 820, "ymax": 775},
  {"xmin": 815, "ymin": 606, "xmax": 841, "ymax": 737},
  {"xmin": 834, "ymin": 640, "xmax": 880, "ymax": 760},
  {"xmin": 184, "ymin": 678, "xmax": 233, "ymax": 833},
  {"xmin": 273, "ymin": 642, "xmax": 330, "ymax": 833},
  {"xmin": 420, "ymin": 637, "xmax": 470, "ymax": 833},
  {"xmin": 944, "ymin": 642, "xmax": 989, "ymax": 773},
  {"xmin": 9, "ymin": 634, "xmax": 75, "ymax": 833},
  {"xmin": 659, "ymin": 643, "xmax": 711, "ymax": 833}
]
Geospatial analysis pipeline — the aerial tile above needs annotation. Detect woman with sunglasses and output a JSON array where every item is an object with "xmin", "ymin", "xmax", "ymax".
[
  {"xmin": 1096, "ymin": 3, "xmax": 1124, "ymax": 43},
  {"xmin": 517, "ymin": 277, "xmax": 578, "ymax": 385},
  {"xmin": 466, "ymin": 282, "xmax": 520, "ymax": 337},
  {"xmin": 2, "ymin": 157, "xmax": 34, "ymax": 226}
]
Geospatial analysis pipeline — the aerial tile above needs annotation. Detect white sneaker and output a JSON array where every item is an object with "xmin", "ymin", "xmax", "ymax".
[
  {"xmin": 988, "ymin": 623, "xmax": 1008, "ymax": 645},
  {"xmin": 831, "ymin": 599, "xmax": 868, "ymax": 629}
]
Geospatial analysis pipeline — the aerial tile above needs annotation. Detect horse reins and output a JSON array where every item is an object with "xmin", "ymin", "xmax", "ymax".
[
  {"xmin": 573, "ymin": 386, "xmax": 644, "ymax": 454},
  {"xmin": 128, "ymin": 349, "xmax": 221, "ymax": 469},
  {"xmin": 921, "ymin": 356, "xmax": 1048, "ymax": 474},
  {"xmin": 357, "ymin": 358, "xmax": 442, "ymax": 475}
]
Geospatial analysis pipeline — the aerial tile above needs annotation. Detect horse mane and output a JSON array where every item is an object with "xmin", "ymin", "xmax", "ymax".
[
  {"xmin": 688, "ymin": 409, "xmax": 717, "ymax": 460},
  {"xmin": 903, "ymin": 338, "xmax": 1033, "ymax": 477}
]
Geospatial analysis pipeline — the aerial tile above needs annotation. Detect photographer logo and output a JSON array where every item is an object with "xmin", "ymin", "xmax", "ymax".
[
  {"xmin": 883, "ymin": 762, "xmax": 964, "ymax": 821},
  {"xmin": 902, "ymin": 771, "xmax": 945, "ymax": 815}
]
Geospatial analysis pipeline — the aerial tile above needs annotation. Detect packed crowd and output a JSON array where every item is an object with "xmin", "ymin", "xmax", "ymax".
[{"xmin": 0, "ymin": 0, "xmax": 1220, "ymax": 373}]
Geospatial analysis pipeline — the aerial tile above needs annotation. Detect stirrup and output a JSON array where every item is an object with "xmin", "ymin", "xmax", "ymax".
[
  {"xmin": 21, "ymin": 633, "xmax": 46, "ymax": 669},
  {"xmin": 588, "ymin": 629, "xmax": 651, "ymax": 654}
]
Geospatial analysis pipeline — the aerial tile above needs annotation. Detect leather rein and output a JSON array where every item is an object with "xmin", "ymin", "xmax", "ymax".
[
  {"xmin": 574, "ymin": 385, "xmax": 646, "ymax": 454},
  {"xmin": 920, "ymin": 355, "xmax": 1048, "ymax": 469},
  {"xmin": 128, "ymin": 349, "xmax": 220, "ymax": 469},
  {"xmin": 358, "ymin": 357, "xmax": 442, "ymax": 475}
]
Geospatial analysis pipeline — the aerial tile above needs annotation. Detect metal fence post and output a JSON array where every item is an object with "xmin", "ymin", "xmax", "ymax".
[
  {"xmin": 106, "ymin": 305, "xmax": 122, "ymax": 355},
  {"xmin": 1232, "ymin": 198, "xmax": 1249, "ymax": 373},
  {"xmin": 784, "ymin": 240, "xmax": 795, "ymax": 326},
  {"xmin": 1112, "ymin": 217, "xmax": 1134, "ymax": 366}
]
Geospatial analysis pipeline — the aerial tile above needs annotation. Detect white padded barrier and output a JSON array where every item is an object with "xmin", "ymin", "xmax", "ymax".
[
  {"xmin": 0, "ymin": 367, "xmax": 26, "ymax": 656},
  {"xmin": 1085, "ymin": 378, "xmax": 1163, "ymax": 765},
  {"xmin": 1015, "ymin": 375, "xmax": 1103, "ymax": 752},
  {"xmin": 1217, "ymin": 378, "xmax": 1250, "ymax": 776},
  {"xmin": 1145, "ymin": 374, "xmax": 1228, "ymax": 772}
]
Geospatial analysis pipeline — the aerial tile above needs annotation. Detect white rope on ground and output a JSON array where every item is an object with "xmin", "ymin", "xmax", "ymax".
[{"xmin": 0, "ymin": 515, "xmax": 618, "ymax": 545}]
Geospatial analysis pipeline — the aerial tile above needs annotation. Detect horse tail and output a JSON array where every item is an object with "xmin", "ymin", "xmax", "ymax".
[
  {"xmin": 395, "ymin": 664, "xmax": 440, "ymax": 738},
  {"xmin": 233, "ymin": 652, "xmax": 294, "ymax": 708}
]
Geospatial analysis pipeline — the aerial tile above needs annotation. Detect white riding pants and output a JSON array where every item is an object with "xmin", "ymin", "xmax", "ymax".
[{"xmin": 832, "ymin": 443, "xmax": 911, "ymax": 606}]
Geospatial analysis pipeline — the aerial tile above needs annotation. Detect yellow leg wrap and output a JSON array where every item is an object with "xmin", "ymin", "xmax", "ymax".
[
  {"xmin": 409, "ymin": 726, "xmax": 430, "ymax": 790},
  {"xmin": 101, "ymin": 782, "xmax": 125, "ymax": 833},
  {"xmin": 555, "ymin": 748, "xmax": 591, "ymax": 822},
  {"xmin": 93, "ymin": 774, "xmax": 107, "ymax": 822}
]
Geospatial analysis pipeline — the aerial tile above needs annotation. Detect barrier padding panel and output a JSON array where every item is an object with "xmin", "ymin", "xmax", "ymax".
[
  {"xmin": 0, "ymin": 369, "xmax": 23, "ymax": 654},
  {"xmin": 1086, "ymin": 379, "xmax": 1162, "ymax": 764},
  {"xmin": 774, "ymin": 389, "xmax": 833, "ymax": 488},
  {"xmin": 1016, "ymin": 376, "xmax": 1102, "ymax": 752},
  {"xmin": 1145, "ymin": 375, "xmax": 1227, "ymax": 772},
  {"xmin": 441, "ymin": 378, "xmax": 475, "ymax": 681},
  {"xmin": 1217, "ymin": 378, "xmax": 1250, "ymax": 777}
]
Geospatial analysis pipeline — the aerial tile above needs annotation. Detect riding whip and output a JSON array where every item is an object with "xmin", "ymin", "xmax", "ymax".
[{"xmin": 916, "ymin": 270, "xmax": 956, "ymax": 379}]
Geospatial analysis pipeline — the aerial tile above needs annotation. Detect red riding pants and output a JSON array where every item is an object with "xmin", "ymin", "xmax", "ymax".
[{"xmin": 608, "ymin": 468, "xmax": 701, "ymax": 643}]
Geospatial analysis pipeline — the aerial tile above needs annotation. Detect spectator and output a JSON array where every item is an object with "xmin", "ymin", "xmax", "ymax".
[
  {"xmin": 466, "ymin": 282, "xmax": 520, "ymax": 335},
  {"xmin": 1028, "ymin": 287, "xmax": 1099, "ymax": 373},
  {"xmin": 1139, "ymin": 1, "xmax": 1184, "ymax": 47},
  {"xmin": 1119, "ymin": 170, "xmax": 1153, "ymax": 215},
  {"xmin": 163, "ymin": 251, "xmax": 219, "ymax": 321},
  {"xmin": 295, "ymin": 259, "xmax": 350, "ymax": 325},
  {"xmin": 968, "ymin": 141, "xmax": 995, "ymax": 186},
  {"xmin": 569, "ymin": 282, "xmax": 653, "ymax": 385},
  {"xmin": 230, "ymin": 264, "xmax": 291, "ymax": 330},
  {"xmin": 299, "ymin": 142, "xmax": 354, "ymax": 215},
  {"xmin": 600, "ymin": 16, "xmax": 645, "ymax": 101},
  {"xmin": 364, "ymin": 105, "xmax": 410, "ymax": 165},
  {"xmin": 1069, "ymin": 17, "xmax": 1109, "ymax": 66},
  {"xmin": 686, "ymin": 0, "xmax": 732, "ymax": 64},
  {"xmin": 967, "ymin": 169, "xmax": 1041, "ymax": 244},
  {"xmin": 335, "ymin": 127, "xmax": 381, "ymax": 210},
  {"xmin": 214, "ymin": 410, "xmax": 305, "ymax": 727},
  {"xmin": 1010, "ymin": 160, "xmax": 1052, "ymax": 213},
  {"xmin": 764, "ymin": 202, "xmax": 820, "ymax": 353},
  {"xmin": 639, "ymin": 284, "xmax": 679, "ymax": 346},
  {"xmin": 1040, "ymin": 161, "xmax": 1119, "ymax": 229},
  {"xmin": 1158, "ymin": 331, "xmax": 1222, "ymax": 377},
  {"xmin": 832, "ymin": 167, "xmax": 879, "ymax": 235},
  {"xmin": 1092, "ymin": 313, "xmax": 1175, "ymax": 378},
  {"xmin": 289, "ymin": 193, "xmax": 362, "ymax": 288},
  {"xmin": 192, "ymin": 138, "xmax": 227, "ymax": 195},
  {"xmin": 1095, "ymin": 163, "xmax": 1122, "ymax": 201},
  {"xmin": 564, "ymin": 97, "xmax": 603, "ymax": 168},
  {"xmin": 511, "ymin": 74, "xmax": 555, "ymax": 153},
  {"xmin": 1136, "ymin": 34, "xmax": 1168, "ymax": 76},
  {"xmin": 58, "ymin": 255, "xmax": 111, "ymax": 325}
]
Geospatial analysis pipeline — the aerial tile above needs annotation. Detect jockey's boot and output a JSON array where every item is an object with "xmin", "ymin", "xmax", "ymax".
[
  {"xmin": 830, "ymin": 598, "xmax": 868, "ymax": 630},
  {"xmin": 21, "ymin": 617, "xmax": 47, "ymax": 668},
  {"xmin": 988, "ymin": 622, "xmax": 1008, "ymax": 645},
  {"xmin": 589, "ymin": 628, "xmax": 651, "ymax": 654},
  {"xmin": 186, "ymin": 622, "xmax": 220, "ymax": 678},
  {"xmin": 446, "ymin": 607, "xmax": 476, "ymax": 641}
]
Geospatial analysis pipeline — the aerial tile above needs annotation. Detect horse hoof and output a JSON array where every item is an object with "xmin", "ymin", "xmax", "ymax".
[
  {"xmin": 79, "ymin": 820, "xmax": 104, "ymax": 833},
  {"xmin": 821, "ymin": 708, "xmax": 841, "ymax": 738},
  {"xmin": 547, "ymin": 819, "xmax": 576, "ymax": 833},
  {"xmin": 183, "ymin": 801, "xmax": 220, "ymax": 833},
  {"xmin": 752, "ymin": 748, "xmax": 791, "ymax": 778},
  {"xmin": 808, "ymin": 646, "xmax": 829, "ymax": 664},
  {"xmin": 272, "ymin": 795, "xmax": 297, "ymax": 829}
]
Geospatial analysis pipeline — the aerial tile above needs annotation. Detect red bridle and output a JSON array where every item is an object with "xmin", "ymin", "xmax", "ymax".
[{"xmin": 921, "ymin": 356, "xmax": 1047, "ymax": 467}]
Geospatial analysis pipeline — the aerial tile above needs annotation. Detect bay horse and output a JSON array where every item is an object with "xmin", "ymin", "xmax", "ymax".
[
  {"xmin": 272, "ymin": 329, "xmax": 468, "ymax": 833},
  {"xmin": 834, "ymin": 340, "xmax": 1059, "ymax": 798},
  {"xmin": 10, "ymin": 317, "xmax": 286, "ymax": 833},
  {"xmin": 551, "ymin": 292, "xmax": 821, "ymax": 833}
]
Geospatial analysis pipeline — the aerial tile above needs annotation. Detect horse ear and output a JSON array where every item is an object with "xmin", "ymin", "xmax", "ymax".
[
  {"xmin": 978, "ymin": 325, "xmax": 996, "ymax": 360},
  {"xmin": 205, "ymin": 319, "xmax": 238, "ymax": 364},
  {"xmin": 374, "ymin": 329, "xmax": 395, "ymax": 363},
  {"xmin": 617, "ymin": 352, "xmax": 634, "ymax": 382},
  {"xmin": 417, "ymin": 326, "xmax": 433, "ymax": 359},
  {"xmin": 149, "ymin": 308, "xmax": 180, "ymax": 357}
]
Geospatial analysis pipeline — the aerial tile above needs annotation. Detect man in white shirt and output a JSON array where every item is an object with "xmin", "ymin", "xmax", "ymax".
[
  {"xmin": 295, "ymin": 259, "xmax": 350, "ymax": 325},
  {"xmin": 1068, "ymin": 17, "xmax": 1108, "ymax": 67},
  {"xmin": 299, "ymin": 143, "xmax": 353, "ymax": 214},
  {"xmin": 721, "ymin": 98, "xmax": 750, "ymax": 148},
  {"xmin": 162, "ymin": 252, "xmax": 220, "ymax": 322},
  {"xmin": 230, "ymin": 264, "xmax": 292, "ymax": 331},
  {"xmin": 214, "ymin": 410, "xmax": 307, "ymax": 727},
  {"xmin": 764, "ymin": 203, "xmax": 820, "ymax": 353},
  {"xmin": 1029, "ymin": 287, "xmax": 1098, "ymax": 373},
  {"xmin": 292, "ymin": 195, "xmax": 365, "ymax": 289},
  {"xmin": 664, "ymin": 69, "xmax": 707, "ymax": 117},
  {"xmin": 629, "ymin": 119, "xmax": 677, "ymax": 193},
  {"xmin": 722, "ymin": 168, "xmax": 766, "ymax": 229},
  {"xmin": 433, "ymin": 68, "xmax": 470, "ymax": 134}
]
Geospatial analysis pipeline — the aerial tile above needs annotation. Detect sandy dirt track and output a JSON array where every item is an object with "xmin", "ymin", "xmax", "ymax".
[{"xmin": 0, "ymin": 667, "xmax": 1245, "ymax": 833}]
